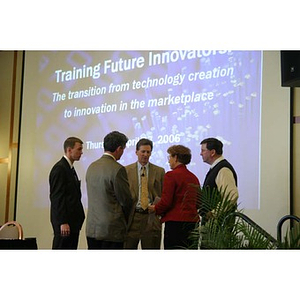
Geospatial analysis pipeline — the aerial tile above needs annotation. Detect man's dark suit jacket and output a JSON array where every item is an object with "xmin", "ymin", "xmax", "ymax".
[{"xmin": 49, "ymin": 157, "xmax": 85, "ymax": 235}]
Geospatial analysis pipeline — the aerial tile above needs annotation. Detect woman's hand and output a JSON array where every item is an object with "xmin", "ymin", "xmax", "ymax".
[{"xmin": 148, "ymin": 204, "xmax": 156, "ymax": 213}]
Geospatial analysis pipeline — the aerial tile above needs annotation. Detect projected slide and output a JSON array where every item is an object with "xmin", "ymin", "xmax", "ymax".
[{"xmin": 23, "ymin": 50, "xmax": 262, "ymax": 210}]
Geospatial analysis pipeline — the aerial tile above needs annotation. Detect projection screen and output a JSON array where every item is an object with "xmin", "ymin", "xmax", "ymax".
[{"xmin": 16, "ymin": 50, "xmax": 290, "ymax": 249}]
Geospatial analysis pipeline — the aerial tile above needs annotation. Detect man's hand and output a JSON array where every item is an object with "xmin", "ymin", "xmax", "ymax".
[
  {"xmin": 60, "ymin": 223, "xmax": 70, "ymax": 236},
  {"xmin": 206, "ymin": 211, "xmax": 214, "ymax": 220}
]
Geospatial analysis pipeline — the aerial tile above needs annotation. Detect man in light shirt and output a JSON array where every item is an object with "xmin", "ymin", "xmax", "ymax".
[
  {"xmin": 200, "ymin": 137, "xmax": 238, "ymax": 223},
  {"xmin": 124, "ymin": 138, "xmax": 165, "ymax": 249}
]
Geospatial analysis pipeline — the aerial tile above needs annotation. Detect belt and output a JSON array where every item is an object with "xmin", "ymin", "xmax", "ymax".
[{"xmin": 135, "ymin": 207, "xmax": 148, "ymax": 214}]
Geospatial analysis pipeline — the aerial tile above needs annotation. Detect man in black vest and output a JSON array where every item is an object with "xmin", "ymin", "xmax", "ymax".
[{"xmin": 200, "ymin": 138, "xmax": 238, "ymax": 223}]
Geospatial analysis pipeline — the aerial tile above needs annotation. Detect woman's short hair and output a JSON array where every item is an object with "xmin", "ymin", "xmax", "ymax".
[{"xmin": 167, "ymin": 145, "xmax": 192, "ymax": 165}]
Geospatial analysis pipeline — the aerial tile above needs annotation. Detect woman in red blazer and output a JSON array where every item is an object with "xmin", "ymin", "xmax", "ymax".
[{"xmin": 148, "ymin": 145, "xmax": 200, "ymax": 249}]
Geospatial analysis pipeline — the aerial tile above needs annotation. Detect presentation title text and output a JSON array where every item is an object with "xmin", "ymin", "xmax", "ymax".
[{"xmin": 54, "ymin": 50, "xmax": 230, "ymax": 83}]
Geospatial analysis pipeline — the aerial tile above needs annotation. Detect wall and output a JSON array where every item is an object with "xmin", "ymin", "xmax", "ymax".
[
  {"xmin": 0, "ymin": 51, "xmax": 23, "ymax": 224},
  {"xmin": 293, "ymin": 88, "xmax": 300, "ymax": 217},
  {"xmin": 245, "ymin": 51, "xmax": 290, "ymax": 236}
]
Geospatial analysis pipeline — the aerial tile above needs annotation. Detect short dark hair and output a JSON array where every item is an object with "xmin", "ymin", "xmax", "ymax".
[
  {"xmin": 104, "ymin": 131, "xmax": 128, "ymax": 152},
  {"xmin": 136, "ymin": 138, "xmax": 153, "ymax": 151},
  {"xmin": 167, "ymin": 145, "xmax": 192, "ymax": 165},
  {"xmin": 200, "ymin": 138, "xmax": 223, "ymax": 155},
  {"xmin": 63, "ymin": 137, "xmax": 83, "ymax": 152}
]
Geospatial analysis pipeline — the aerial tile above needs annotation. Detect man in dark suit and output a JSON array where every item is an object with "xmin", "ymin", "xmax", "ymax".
[
  {"xmin": 85, "ymin": 131, "xmax": 133, "ymax": 249},
  {"xmin": 49, "ymin": 137, "xmax": 85, "ymax": 249},
  {"xmin": 124, "ymin": 138, "xmax": 165, "ymax": 249}
]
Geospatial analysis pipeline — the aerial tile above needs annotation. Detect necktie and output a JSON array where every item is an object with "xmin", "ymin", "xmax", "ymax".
[
  {"xmin": 72, "ymin": 167, "xmax": 79, "ymax": 181},
  {"xmin": 140, "ymin": 166, "xmax": 149, "ymax": 210}
]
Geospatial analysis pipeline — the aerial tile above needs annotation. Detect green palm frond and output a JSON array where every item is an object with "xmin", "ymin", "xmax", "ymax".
[
  {"xmin": 233, "ymin": 221, "xmax": 277, "ymax": 249},
  {"xmin": 279, "ymin": 223, "xmax": 300, "ymax": 249},
  {"xmin": 186, "ymin": 185, "xmax": 300, "ymax": 249},
  {"xmin": 188, "ymin": 185, "xmax": 239, "ymax": 249}
]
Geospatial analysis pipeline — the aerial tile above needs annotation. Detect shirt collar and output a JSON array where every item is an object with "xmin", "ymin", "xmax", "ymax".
[
  {"xmin": 137, "ymin": 162, "xmax": 149, "ymax": 171},
  {"xmin": 210, "ymin": 156, "xmax": 224, "ymax": 169},
  {"xmin": 64, "ymin": 155, "xmax": 73, "ymax": 168},
  {"xmin": 103, "ymin": 152, "xmax": 116, "ymax": 161}
]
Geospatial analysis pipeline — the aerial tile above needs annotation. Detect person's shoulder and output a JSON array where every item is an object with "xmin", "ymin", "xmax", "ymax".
[
  {"xmin": 86, "ymin": 157, "xmax": 103, "ymax": 170},
  {"xmin": 51, "ymin": 157, "xmax": 67, "ymax": 169},
  {"xmin": 189, "ymin": 171, "xmax": 200, "ymax": 183},
  {"xmin": 164, "ymin": 169, "xmax": 176, "ymax": 178},
  {"xmin": 149, "ymin": 162, "xmax": 165, "ymax": 172},
  {"xmin": 50, "ymin": 158, "xmax": 69, "ymax": 178},
  {"xmin": 170, "ymin": 164, "xmax": 189, "ymax": 176},
  {"xmin": 125, "ymin": 162, "xmax": 137, "ymax": 169}
]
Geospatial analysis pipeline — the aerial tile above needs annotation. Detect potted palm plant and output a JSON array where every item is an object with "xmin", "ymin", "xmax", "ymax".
[{"xmin": 187, "ymin": 185, "xmax": 299, "ymax": 249}]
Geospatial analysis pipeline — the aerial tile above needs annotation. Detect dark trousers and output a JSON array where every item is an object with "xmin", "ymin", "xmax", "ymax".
[
  {"xmin": 52, "ymin": 232, "xmax": 79, "ymax": 249},
  {"xmin": 87, "ymin": 237, "xmax": 124, "ymax": 249},
  {"xmin": 164, "ymin": 221, "xmax": 198, "ymax": 249}
]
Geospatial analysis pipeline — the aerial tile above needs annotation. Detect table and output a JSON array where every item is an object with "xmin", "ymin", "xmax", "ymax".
[{"xmin": 0, "ymin": 238, "xmax": 38, "ymax": 249}]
